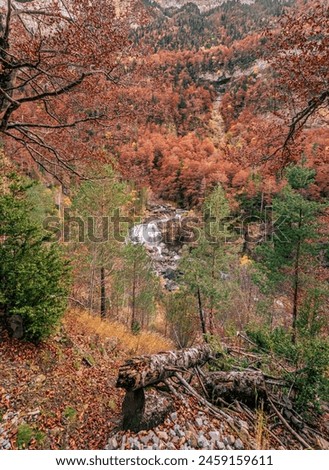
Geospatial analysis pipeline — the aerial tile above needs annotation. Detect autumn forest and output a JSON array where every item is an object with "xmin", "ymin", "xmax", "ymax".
[{"xmin": 0, "ymin": 0, "xmax": 328, "ymax": 452}]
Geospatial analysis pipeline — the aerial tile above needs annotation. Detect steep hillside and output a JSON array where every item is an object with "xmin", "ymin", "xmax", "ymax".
[
  {"xmin": 137, "ymin": 0, "xmax": 293, "ymax": 51},
  {"xmin": 118, "ymin": 0, "xmax": 328, "ymax": 206}
]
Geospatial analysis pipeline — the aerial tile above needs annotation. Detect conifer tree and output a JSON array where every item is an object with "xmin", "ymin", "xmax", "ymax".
[
  {"xmin": 116, "ymin": 243, "xmax": 159, "ymax": 333},
  {"xmin": 179, "ymin": 185, "xmax": 235, "ymax": 336},
  {"xmin": 0, "ymin": 164, "xmax": 70, "ymax": 342},
  {"xmin": 255, "ymin": 166, "xmax": 326, "ymax": 342},
  {"xmin": 70, "ymin": 165, "xmax": 129, "ymax": 317}
]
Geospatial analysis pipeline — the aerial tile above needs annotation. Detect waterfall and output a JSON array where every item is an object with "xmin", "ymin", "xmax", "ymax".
[
  {"xmin": 130, "ymin": 222, "xmax": 162, "ymax": 246},
  {"xmin": 128, "ymin": 204, "xmax": 189, "ymax": 291}
]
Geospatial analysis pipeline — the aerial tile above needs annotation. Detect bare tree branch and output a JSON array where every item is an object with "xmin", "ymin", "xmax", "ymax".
[
  {"xmin": 3, "ymin": 0, "xmax": 12, "ymax": 43},
  {"xmin": 17, "ymin": 73, "xmax": 89, "ymax": 104},
  {"xmin": 12, "ymin": 9, "xmax": 73, "ymax": 22},
  {"xmin": 259, "ymin": 90, "xmax": 329, "ymax": 165},
  {"xmin": 7, "ymin": 115, "xmax": 106, "ymax": 130},
  {"xmin": 282, "ymin": 90, "xmax": 329, "ymax": 151}
]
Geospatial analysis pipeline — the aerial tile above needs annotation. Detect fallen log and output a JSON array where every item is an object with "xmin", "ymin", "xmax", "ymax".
[
  {"xmin": 116, "ymin": 345, "xmax": 211, "ymax": 431},
  {"xmin": 116, "ymin": 344, "xmax": 211, "ymax": 391},
  {"xmin": 205, "ymin": 370, "xmax": 267, "ymax": 407}
]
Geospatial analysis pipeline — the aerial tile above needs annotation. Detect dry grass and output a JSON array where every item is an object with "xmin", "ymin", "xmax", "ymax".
[
  {"xmin": 255, "ymin": 407, "xmax": 269, "ymax": 449},
  {"xmin": 64, "ymin": 308, "xmax": 173, "ymax": 356}
]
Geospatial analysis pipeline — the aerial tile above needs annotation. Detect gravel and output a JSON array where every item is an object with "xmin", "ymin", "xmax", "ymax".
[
  {"xmin": 234, "ymin": 438, "xmax": 244, "ymax": 450},
  {"xmin": 106, "ymin": 407, "xmax": 251, "ymax": 450}
]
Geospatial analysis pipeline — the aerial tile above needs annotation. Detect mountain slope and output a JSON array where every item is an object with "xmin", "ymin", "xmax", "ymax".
[
  {"xmin": 137, "ymin": 0, "xmax": 294, "ymax": 51},
  {"xmin": 151, "ymin": 0, "xmax": 255, "ymax": 13}
]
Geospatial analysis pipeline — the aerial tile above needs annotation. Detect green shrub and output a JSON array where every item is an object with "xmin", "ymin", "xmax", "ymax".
[
  {"xmin": 63, "ymin": 406, "xmax": 77, "ymax": 422},
  {"xmin": 34, "ymin": 430, "xmax": 46, "ymax": 446},
  {"xmin": 17, "ymin": 424, "xmax": 45, "ymax": 449},
  {"xmin": 17, "ymin": 424, "xmax": 34, "ymax": 449},
  {"xmin": 164, "ymin": 290, "xmax": 198, "ymax": 348},
  {"xmin": 291, "ymin": 339, "xmax": 329, "ymax": 412},
  {"xmin": 246, "ymin": 325, "xmax": 329, "ymax": 412}
]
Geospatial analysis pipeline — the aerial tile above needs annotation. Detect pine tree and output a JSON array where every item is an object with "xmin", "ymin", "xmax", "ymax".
[
  {"xmin": 164, "ymin": 289, "xmax": 199, "ymax": 348},
  {"xmin": 179, "ymin": 185, "xmax": 235, "ymax": 337},
  {"xmin": 255, "ymin": 166, "xmax": 326, "ymax": 342},
  {"xmin": 115, "ymin": 243, "xmax": 159, "ymax": 333},
  {"xmin": 70, "ymin": 165, "xmax": 130, "ymax": 317},
  {"xmin": 0, "ymin": 167, "xmax": 70, "ymax": 342}
]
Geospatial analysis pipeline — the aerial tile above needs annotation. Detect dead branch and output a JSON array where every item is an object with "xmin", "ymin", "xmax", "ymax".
[
  {"xmin": 174, "ymin": 372, "xmax": 233, "ymax": 423},
  {"xmin": 267, "ymin": 395, "xmax": 313, "ymax": 449}
]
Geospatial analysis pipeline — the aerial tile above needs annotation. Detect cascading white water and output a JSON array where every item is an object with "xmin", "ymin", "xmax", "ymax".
[
  {"xmin": 128, "ymin": 205, "xmax": 189, "ymax": 290},
  {"xmin": 130, "ymin": 222, "xmax": 162, "ymax": 247}
]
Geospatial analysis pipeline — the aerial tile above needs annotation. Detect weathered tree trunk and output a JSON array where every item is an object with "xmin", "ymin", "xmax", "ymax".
[
  {"xmin": 122, "ymin": 389, "xmax": 145, "ymax": 431},
  {"xmin": 116, "ymin": 344, "xmax": 211, "ymax": 391},
  {"xmin": 205, "ymin": 370, "xmax": 267, "ymax": 407},
  {"xmin": 122, "ymin": 389, "xmax": 174, "ymax": 432}
]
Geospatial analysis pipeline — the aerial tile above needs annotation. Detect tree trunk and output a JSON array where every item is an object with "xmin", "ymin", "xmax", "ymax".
[
  {"xmin": 122, "ymin": 388, "xmax": 145, "ymax": 431},
  {"xmin": 292, "ymin": 209, "xmax": 302, "ymax": 344},
  {"xmin": 205, "ymin": 370, "xmax": 267, "ymax": 407},
  {"xmin": 131, "ymin": 259, "xmax": 137, "ymax": 331},
  {"xmin": 209, "ymin": 248, "xmax": 216, "ymax": 335},
  {"xmin": 100, "ymin": 266, "xmax": 106, "ymax": 318},
  {"xmin": 89, "ymin": 265, "xmax": 95, "ymax": 313},
  {"xmin": 116, "ymin": 344, "xmax": 212, "ymax": 391},
  {"xmin": 122, "ymin": 389, "xmax": 174, "ymax": 432},
  {"xmin": 197, "ymin": 287, "xmax": 208, "ymax": 341}
]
